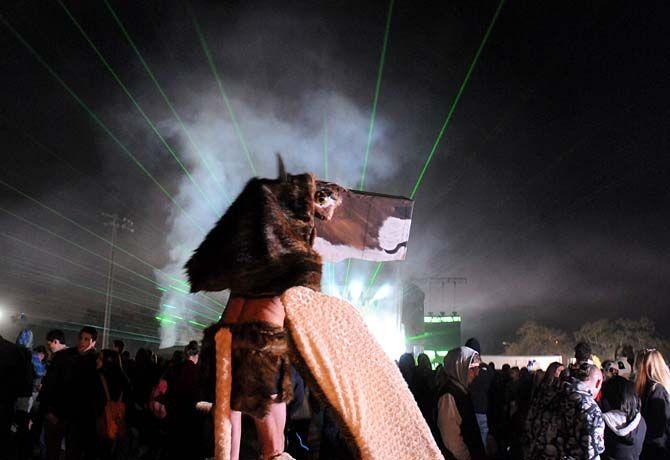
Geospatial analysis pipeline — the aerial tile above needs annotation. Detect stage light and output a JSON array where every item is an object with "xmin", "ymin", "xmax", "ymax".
[
  {"xmin": 372, "ymin": 284, "xmax": 392, "ymax": 301},
  {"xmin": 349, "ymin": 280, "xmax": 363, "ymax": 304},
  {"xmin": 363, "ymin": 309, "xmax": 405, "ymax": 359},
  {"xmin": 327, "ymin": 283, "xmax": 341, "ymax": 299}
]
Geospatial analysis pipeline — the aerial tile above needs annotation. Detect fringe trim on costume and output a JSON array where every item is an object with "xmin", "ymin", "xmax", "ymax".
[
  {"xmin": 214, "ymin": 327, "xmax": 232, "ymax": 460},
  {"xmin": 230, "ymin": 321, "xmax": 293, "ymax": 419}
]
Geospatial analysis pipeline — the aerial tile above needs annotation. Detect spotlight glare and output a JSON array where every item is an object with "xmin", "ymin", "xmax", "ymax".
[
  {"xmin": 372, "ymin": 284, "xmax": 392, "ymax": 301},
  {"xmin": 363, "ymin": 309, "xmax": 405, "ymax": 359},
  {"xmin": 349, "ymin": 280, "xmax": 363, "ymax": 304}
]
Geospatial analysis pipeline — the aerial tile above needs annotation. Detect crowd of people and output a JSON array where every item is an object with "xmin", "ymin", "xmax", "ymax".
[
  {"xmin": 1, "ymin": 328, "xmax": 212, "ymax": 460},
  {"xmin": 2, "ymin": 327, "xmax": 670, "ymax": 460},
  {"xmin": 399, "ymin": 339, "xmax": 670, "ymax": 460}
]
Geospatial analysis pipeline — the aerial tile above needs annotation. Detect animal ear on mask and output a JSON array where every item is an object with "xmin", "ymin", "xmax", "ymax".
[{"xmin": 277, "ymin": 153, "xmax": 288, "ymax": 182}]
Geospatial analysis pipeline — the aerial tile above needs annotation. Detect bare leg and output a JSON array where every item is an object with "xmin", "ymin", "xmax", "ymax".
[
  {"xmin": 270, "ymin": 401, "xmax": 287, "ymax": 446},
  {"xmin": 230, "ymin": 410, "xmax": 242, "ymax": 460},
  {"xmin": 254, "ymin": 396, "xmax": 286, "ymax": 460}
]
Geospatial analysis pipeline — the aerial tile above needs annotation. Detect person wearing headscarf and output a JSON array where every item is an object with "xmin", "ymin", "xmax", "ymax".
[{"xmin": 435, "ymin": 346, "xmax": 485, "ymax": 460}]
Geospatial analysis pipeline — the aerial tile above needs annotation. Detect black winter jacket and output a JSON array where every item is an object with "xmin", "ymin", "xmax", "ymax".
[
  {"xmin": 602, "ymin": 410, "xmax": 646, "ymax": 460},
  {"xmin": 0, "ymin": 335, "xmax": 33, "ymax": 404},
  {"xmin": 640, "ymin": 382, "xmax": 670, "ymax": 460},
  {"xmin": 38, "ymin": 347, "xmax": 77, "ymax": 418}
]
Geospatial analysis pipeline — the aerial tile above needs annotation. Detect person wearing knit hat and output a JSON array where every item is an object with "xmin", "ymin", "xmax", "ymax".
[{"xmin": 464, "ymin": 337, "xmax": 481, "ymax": 354}]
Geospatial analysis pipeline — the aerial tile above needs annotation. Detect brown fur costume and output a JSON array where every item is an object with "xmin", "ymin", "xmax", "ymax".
[
  {"xmin": 229, "ymin": 322, "xmax": 292, "ymax": 418},
  {"xmin": 186, "ymin": 158, "xmax": 333, "ymax": 419},
  {"xmin": 185, "ymin": 166, "xmax": 322, "ymax": 297},
  {"xmin": 187, "ymin": 159, "xmax": 362, "ymax": 458}
]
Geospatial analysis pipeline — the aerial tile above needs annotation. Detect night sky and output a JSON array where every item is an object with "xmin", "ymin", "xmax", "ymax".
[{"xmin": 1, "ymin": 1, "xmax": 669, "ymax": 352}]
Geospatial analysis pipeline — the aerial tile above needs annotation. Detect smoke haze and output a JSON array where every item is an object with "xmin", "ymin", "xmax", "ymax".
[{"xmin": 1, "ymin": 1, "xmax": 669, "ymax": 353}]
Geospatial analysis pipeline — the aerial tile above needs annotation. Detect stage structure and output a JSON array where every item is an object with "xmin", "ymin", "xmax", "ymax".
[{"xmin": 403, "ymin": 278, "xmax": 465, "ymax": 364}]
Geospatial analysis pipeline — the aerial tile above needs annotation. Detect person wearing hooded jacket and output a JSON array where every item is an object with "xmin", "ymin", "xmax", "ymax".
[
  {"xmin": 435, "ymin": 346, "xmax": 486, "ymax": 460},
  {"xmin": 601, "ymin": 376, "xmax": 646, "ymax": 460}
]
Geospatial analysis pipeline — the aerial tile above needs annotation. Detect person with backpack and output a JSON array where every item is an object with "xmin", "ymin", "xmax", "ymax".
[
  {"xmin": 96, "ymin": 349, "xmax": 131, "ymax": 459},
  {"xmin": 164, "ymin": 341, "xmax": 208, "ymax": 460}
]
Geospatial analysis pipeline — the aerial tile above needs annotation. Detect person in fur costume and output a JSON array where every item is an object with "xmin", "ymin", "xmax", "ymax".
[
  {"xmin": 187, "ymin": 156, "xmax": 443, "ymax": 460},
  {"xmin": 188, "ymin": 157, "xmax": 342, "ymax": 460}
]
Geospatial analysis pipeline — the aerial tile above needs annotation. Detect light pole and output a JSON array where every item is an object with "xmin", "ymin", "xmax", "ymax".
[{"xmin": 102, "ymin": 213, "xmax": 134, "ymax": 349}]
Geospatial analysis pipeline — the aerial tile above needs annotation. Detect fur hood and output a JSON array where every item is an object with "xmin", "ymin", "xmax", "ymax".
[{"xmin": 185, "ymin": 170, "xmax": 322, "ymax": 297}]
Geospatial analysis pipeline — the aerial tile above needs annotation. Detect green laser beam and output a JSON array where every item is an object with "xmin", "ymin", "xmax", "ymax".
[
  {"xmin": 0, "ymin": 15, "xmax": 205, "ymax": 233},
  {"xmin": 1, "ymin": 284, "xmax": 163, "ymax": 337},
  {"xmin": 0, "ymin": 205, "xmax": 220, "ymax": 313},
  {"xmin": 155, "ymin": 316, "xmax": 177, "ymax": 325},
  {"xmin": 169, "ymin": 284, "xmax": 191, "ymax": 295},
  {"xmin": 343, "ymin": 0, "xmax": 394, "ymax": 295},
  {"xmin": 0, "ymin": 232, "xmax": 219, "ymax": 319},
  {"xmin": 0, "ymin": 232, "xmax": 218, "ymax": 320},
  {"xmin": 0, "ymin": 178, "xmax": 179, "ymax": 283},
  {"xmin": 102, "ymin": 0, "xmax": 232, "ymax": 205},
  {"xmin": 2, "ymin": 157, "xmax": 171, "ymax": 262},
  {"xmin": 0, "ymin": 119, "xmax": 171, "ymax": 239},
  {"xmin": 7, "ymin": 262, "xmax": 160, "ymax": 316},
  {"xmin": 57, "ymin": 1, "xmax": 219, "ymax": 218},
  {"xmin": 330, "ymin": 261, "xmax": 336, "ymax": 293},
  {"xmin": 343, "ymin": 259, "xmax": 353, "ymax": 295},
  {"xmin": 359, "ymin": 0, "xmax": 394, "ymax": 191},
  {"xmin": 2, "ymin": 272, "xmax": 211, "ymax": 333},
  {"xmin": 410, "ymin": 0, "xmax": 506, "ymax": 200},
  {"xmin": 186, "ymin": 2, "xmax": 256, "ymax": 175},
  {"xmin": 0, "ymin": 178, "xmax": 217, "ymax": 304},
  {"xmin": 4, "ymin": 262, "xmax": 218, "ymax": 323},
  {"xmin": 1, "ymin": 232, "xmax": 162, "ymax": 303},
  {"xmin": 364, "ymin": 0, "xmax": 506, "ymax": 293},
  {"xmin": 0, "ymin": 205, "xmax": 153, "ymax": 286},
  {"xmin": 24, "ymin": 312, "xmax": 161, "ymax": 342},
  {"xmin": 188, "ymin": 320, "xmax": 207, "ymax": 328},
  {"xmin": 364, "ymin": 261, "xmax": 384, "ymax": 299}
]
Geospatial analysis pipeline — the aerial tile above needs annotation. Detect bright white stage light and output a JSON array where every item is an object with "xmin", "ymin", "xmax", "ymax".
[
  {"xmin": 349, "ymin": 280, "xmax": 363, "ymax": 304},
  {"xmin": 326, "ymin": 283, "xmax": 341, "ymax": 298},
  {"xmin": 372, "ymin": 284, "xmax": 392, "ymax": 301},
  {"xmin": 362, "ymin": 309, "xmax": 406, "ymax": 359}
]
